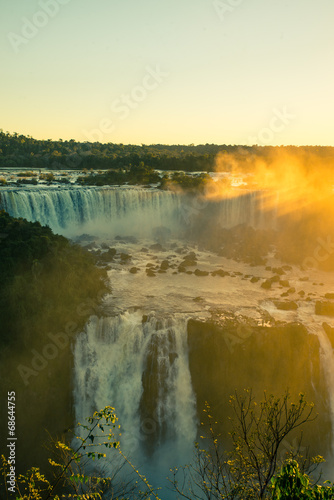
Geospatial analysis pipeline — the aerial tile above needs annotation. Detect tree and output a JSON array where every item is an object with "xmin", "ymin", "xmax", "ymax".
[
  {"xmin": 1, "ymin": 406, "xmax": 161, "ymax": 500},
  {"xmin": 170, "ymin": 390, "xmax": 325, "ymax": 500},
  {"xmin": 271, "ymin": 459, "xmax": 334, "ymax": 499}
]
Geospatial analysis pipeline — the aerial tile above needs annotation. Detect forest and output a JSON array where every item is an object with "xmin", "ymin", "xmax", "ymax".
[{"xmin": 1, "ymin": 130, "xmax": 334, "ymax": 172}]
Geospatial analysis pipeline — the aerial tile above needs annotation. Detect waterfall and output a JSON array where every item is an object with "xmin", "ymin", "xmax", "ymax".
[
  {"xmin": 307, "ymin": 324, "xmax": 334, "ymax": 458},
  {"xmin": 216, "ymin": 190, "xmax": 273, "ymax": 229},
  {"xmin": 0, "ymin": 185, "xmax": 276, "ymax": 238},
  {"xmin": 73, "ymin": 311, "xmax": 197, "ymax": 492},
  {"xmin": 0, "ymin": 186, "xmax": 182, "ymax": 237}
]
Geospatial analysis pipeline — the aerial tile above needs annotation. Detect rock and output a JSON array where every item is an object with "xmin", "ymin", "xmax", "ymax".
[
  {"xmin": 186, "ymin": 271, "xmax": 193, "ymax": 275},
  {"xmin": 180, "ymin": 259, "xmax": 197, "ymax": 267},
  {"xmin": 99, "ymin": 248, "xmax": 117, "ymax": 261},
  {"xmin": 194, "ymin": 269, "xmax": 209, "ymax": 276},
  {"xmin": 315, "ymin": 301, "xmax": 334, "ymax": 317},
  {"xmin": 270, "ymin": 275, "xmax": 281, "ymax": 283},
  {"xmin": 178, "ymin": 266, "xmax": 186, "ymax": 273},
  {"xmin": 265, "ymin": 266, "xmax": 272, "ymax": 271},
  {"xmin": 129, "ymin": 267, "xmax": 139, "ymax": 274},
  {"xmin": 140, "ymin": 247, "xmax": 149, "ymax": 252},
  {"xmin": 150, "ymin": 243, "xmax": 164, "ymax": 251},
  {"xmin": 250, "ymin": 277, "xmax": 260, "ymax": 283},
  {"xmin": 298, "ymin": 290, "xmax": 305, "ymax": 296},
  {"xmin": 322, "ymin": 323, "xmax": 334, "ymax": 347},
  {"xmin": 90, "ymin": 248, "xmax": 101, "ymax": 256},
  {"xmin": 281, "ymin": 292, "xmax": 289, "ymax": 297},
  {"xmin": 120, "ymin": 253, "xmax": 131, "ymax": 261},
  {"xmin": 272, "ymin": 267, "xmax": 285, "ymax": 275},
  {"xmin": 193, "ymin": 297, "xmax": 203, "ymax": 302},
  {"xmin": 146, "ymin": 269, "xmax": 156, "ymax": 277},
  {"xmin": 274, "ymin": 301, "xmax": 298, "ymax": 311},
  {"xmin": 280, "ymin": 280, "xmax": 290, "ymax": 288},
  {"xmin": 287, "ymin": 288, "xmax": 296, "ymax": 294},
  {"xmin": 212, "ymin": 269, "xmax": 229, "ymax": 277},
  {"xmin": 115, "ymin": 235, "xmax": 137, "ymax": 243},
  {"xmin": 261, "ymin": 279, "xmax": 272, "ymax": 289},
  {"xmin": 160, "ymin": 260, "xmax": 169, "ymax": 270},
  {"xmin": 185, "ymin": 252, "xmax": 197, "ymax": 261},
  {"xmin": 299, "ymin": 276, "xmax": 309, "ymax": 282},
  {"xmin": 250, "ymin": 256, "xmax": 266, "ymax": 266},
  {"xmin": 75, "ymin": 233, "xmax": 96, "ymax": 243},
  {"xmin": 282, "ymin": 265, "xmax": 292, "ymax": 271},
  {"xmin": 325, "ymin": 293, "xmax": 334, "ymax": 299}
]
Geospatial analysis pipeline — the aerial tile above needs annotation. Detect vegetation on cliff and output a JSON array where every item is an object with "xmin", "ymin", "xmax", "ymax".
[{"xmin": 0, "ymin": 210, "xmax": 109, "ymax": 348}]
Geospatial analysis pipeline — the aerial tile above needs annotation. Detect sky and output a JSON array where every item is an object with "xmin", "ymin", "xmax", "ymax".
[{"xmin": 1, "ymin": 0, "xmax": 333, "ymax": 146}]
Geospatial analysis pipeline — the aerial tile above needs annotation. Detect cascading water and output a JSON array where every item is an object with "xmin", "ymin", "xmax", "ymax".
[
  {"xmin": 73, "ymin": 311, "xmax": 197, "ymax": 495},
  {"xmin": 0, "ymin": 186, "xmax": 183, "ymax": 238},
  {"xmin": 0, "ymin": 185, "xmax": 276, "ymax": 238},
  {"xmin": 307, "ymin": 324, "xmax": 334, "ymax": 457}
]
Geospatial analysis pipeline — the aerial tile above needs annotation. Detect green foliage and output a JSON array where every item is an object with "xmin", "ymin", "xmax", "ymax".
[
  {"xmin": 17, "ymin": 171, "xmax": 38, "ymax": 177},
  {"xmin": 229, "ymin": 390, "xmax": 316, "ymax": 498},
  {"xmin": 0, "ymin": 399, "xmax": 332, "ymax": 499},
  {"xmin": 39, "ymin": 172, "xmax": 55, "ymax": 182},
  {"xmin": 271, "ymin": 460, "xmax": 334, "ymax": 499},
  {"xmin": 1, "ymin": 406, "xmax": 161, "ymax": 500},
  {"xmin": 3, "ymin": 130, "xmax": 334, "ymax": 174},
  {"xmin": 160, "ymin": 171, "xmax": 210, "ymax": 191},
  {"xmin": 170, "ymin": 391, "xmax": 324, "ymax": 500},
  {"xmin": 0, "ymin": 210, "xmax": 109, "ymax": 347},
  {"xmin": 77, "ymin": 162, "xmax": 160, "ymax": 187}
]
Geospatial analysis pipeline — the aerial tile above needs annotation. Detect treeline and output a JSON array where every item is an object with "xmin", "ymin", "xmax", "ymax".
[{"xmin": 1, "ymin": 130, "xmax": 334, "ymax": 172}]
